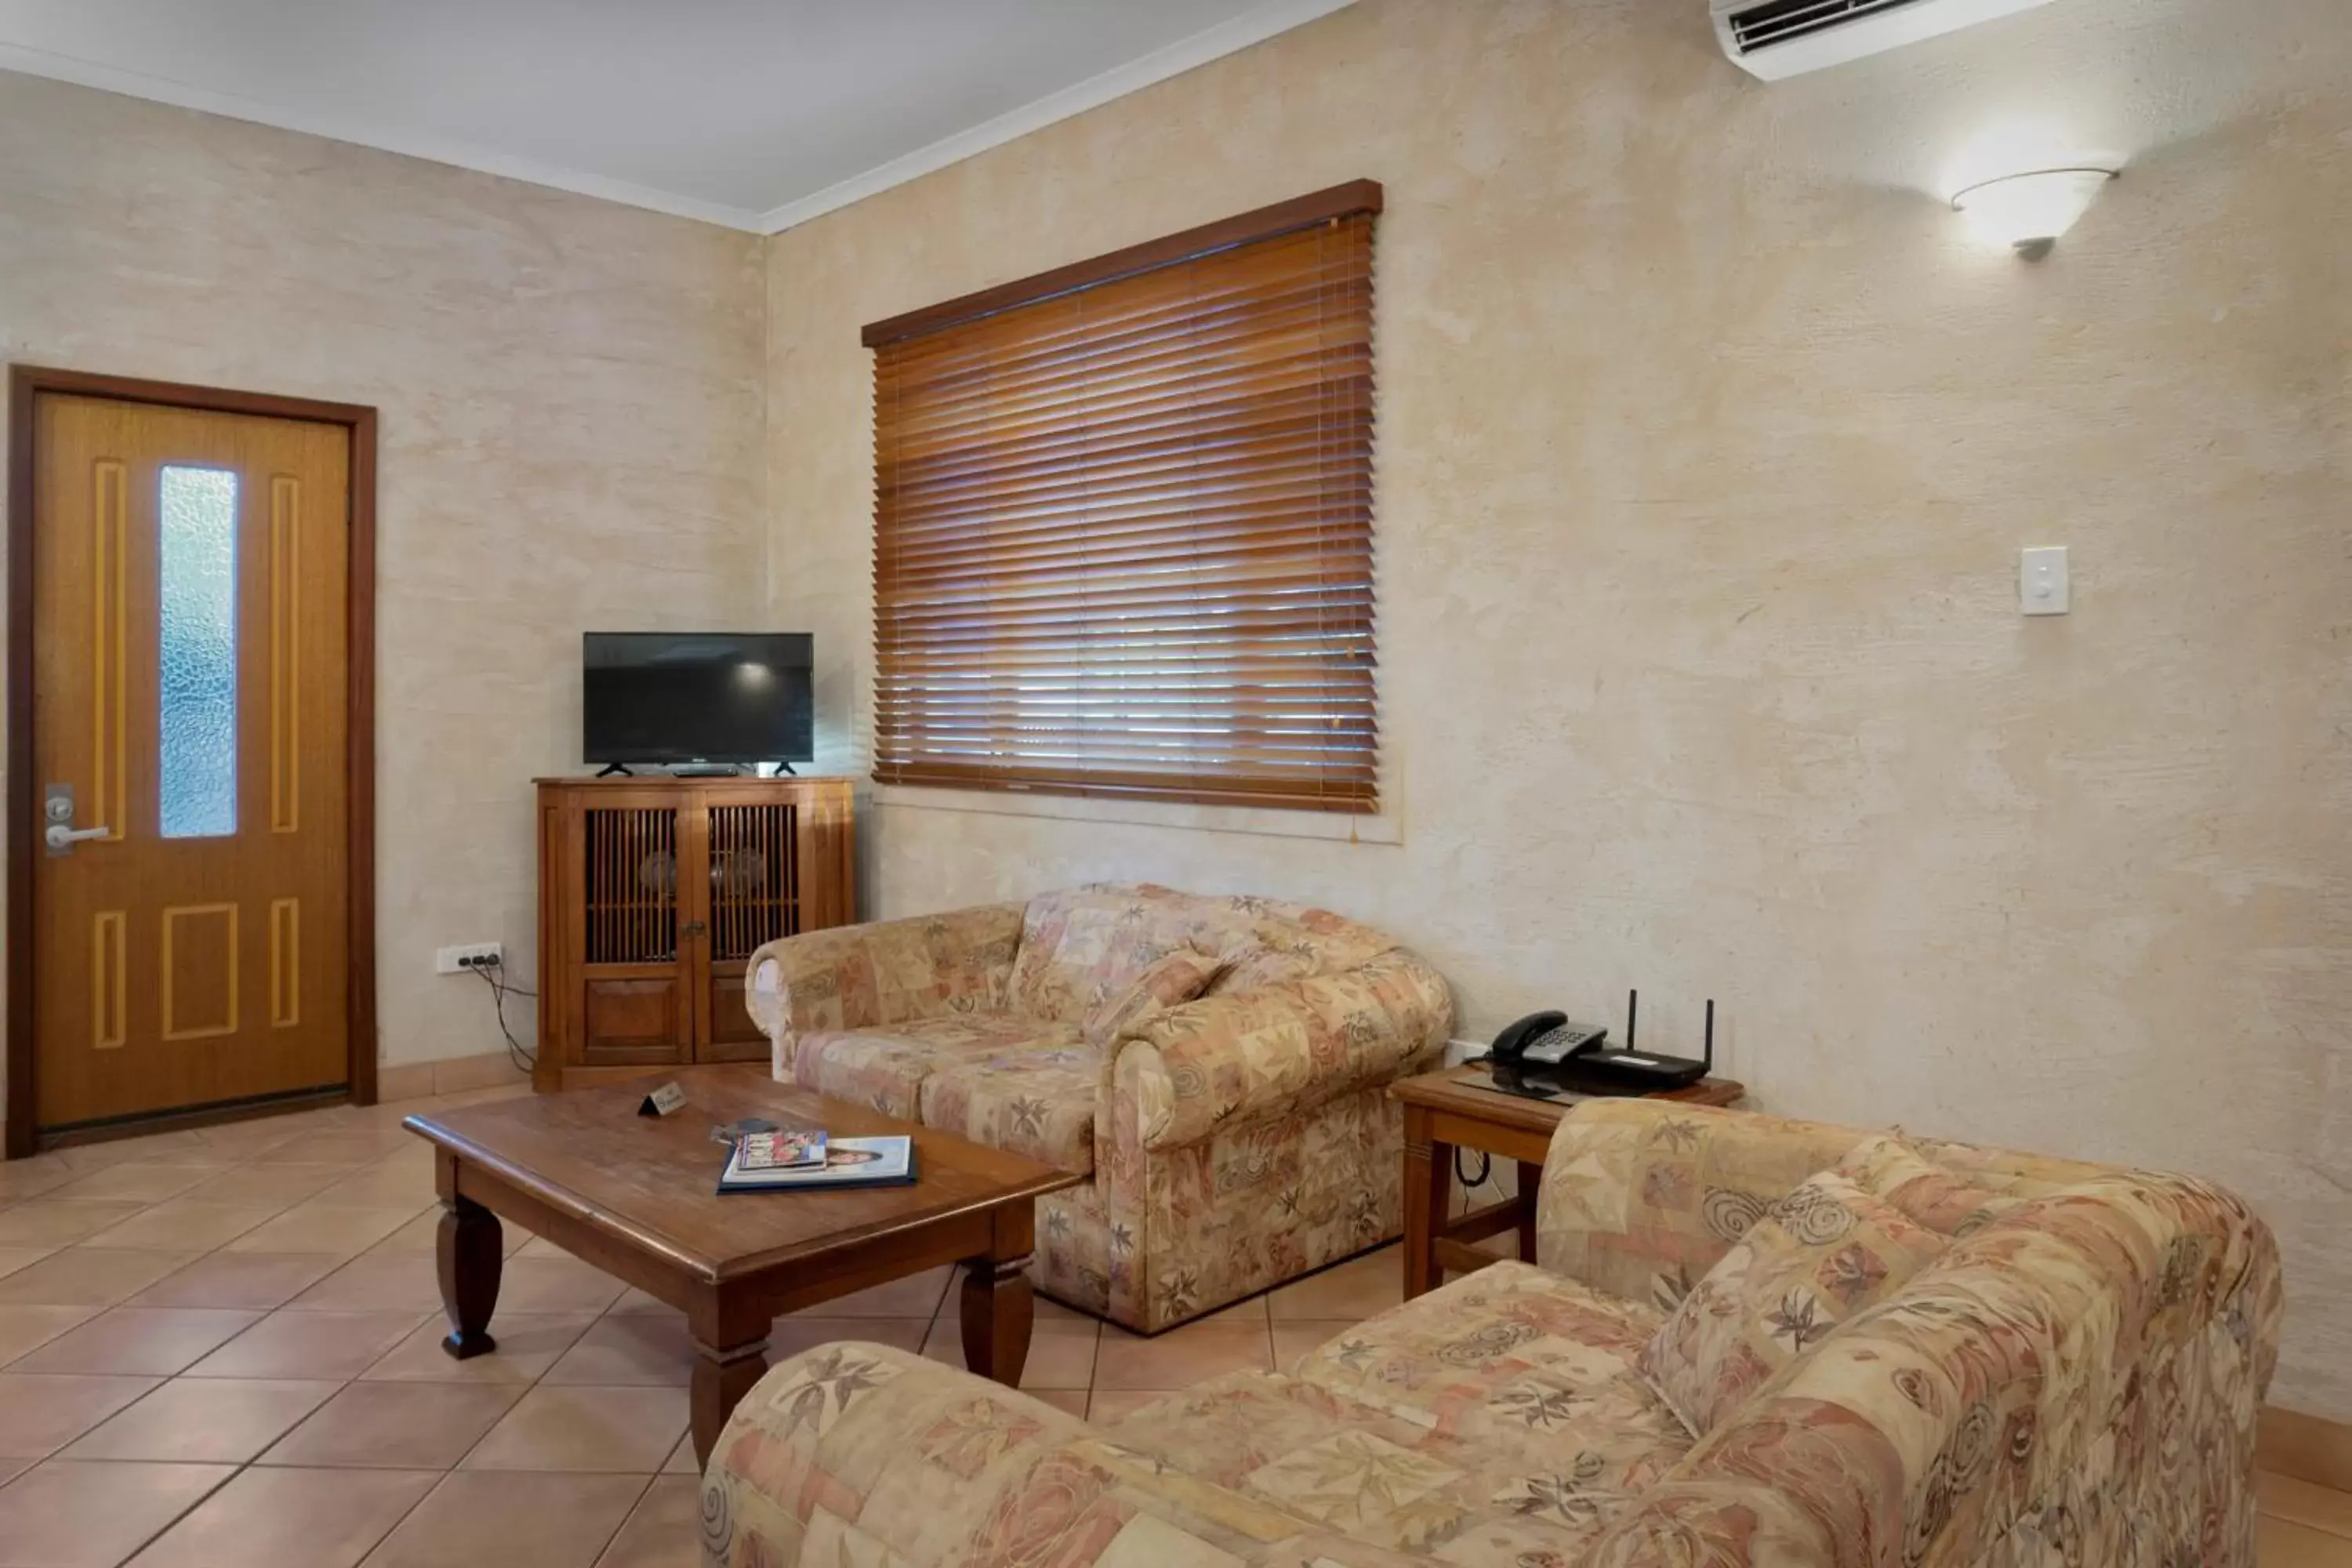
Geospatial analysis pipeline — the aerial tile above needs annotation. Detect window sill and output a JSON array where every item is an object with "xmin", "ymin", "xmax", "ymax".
[{"xmin": 866, "ymin": 782, "xmax": 1403, "ymax": 846}]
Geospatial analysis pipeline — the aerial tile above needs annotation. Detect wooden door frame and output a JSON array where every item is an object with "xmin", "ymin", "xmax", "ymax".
[{"xmin": 5, "ymin": 365, "xmax": 378, "ymax": 1157}]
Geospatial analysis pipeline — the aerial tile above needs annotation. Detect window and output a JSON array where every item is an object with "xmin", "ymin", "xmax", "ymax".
[
  {"xmin": 157, "ymin": 464, "xmax": 239, "ymax": 838},
  {"xmin": 867, "ymin": 180, "xmax": 1382, "ymax": 813}
]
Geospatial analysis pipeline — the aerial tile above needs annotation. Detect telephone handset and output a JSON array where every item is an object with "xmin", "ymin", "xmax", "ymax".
[
  {"xmin": 1483, "ymin": 993, "xmax": 1715, "ymax": 1098},
  {"xmin": 1488, "ymin": 1011, "xmax": 1608, "ymax": 1066}
]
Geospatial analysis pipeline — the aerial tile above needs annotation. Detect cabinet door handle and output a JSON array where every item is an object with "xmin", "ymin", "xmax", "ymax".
[{"xmin": 681, "ymin": 920, "xmax": 707, "ymax": 938}]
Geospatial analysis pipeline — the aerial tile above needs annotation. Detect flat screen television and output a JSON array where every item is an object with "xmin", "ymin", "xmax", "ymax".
[{"xmin": 583, "ymin": 633, "xmax": 814, "ymax": 769}]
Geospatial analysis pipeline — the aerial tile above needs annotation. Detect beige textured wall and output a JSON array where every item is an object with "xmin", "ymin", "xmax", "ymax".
[
  {"xmin": 764, "ymin": 0, "xmax": 2352, "ymax": 1418},
  {"xmin": 0, "ymin": 74, "xmax": 768, "ymax": 1075}
]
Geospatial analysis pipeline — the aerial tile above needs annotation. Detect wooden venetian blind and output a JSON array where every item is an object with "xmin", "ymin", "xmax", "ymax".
[{"xmin": 866, "ymin": 180, "xmax": 1382, "ymax": 812}]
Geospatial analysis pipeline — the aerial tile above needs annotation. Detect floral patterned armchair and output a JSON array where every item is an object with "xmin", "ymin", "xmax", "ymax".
[
  {"xmin": 702, "ymin": 1099, "xmax": 2281, "ymax": 1567},
  {"xmin": 744, "ymin": 884, "xmax": 1455, "ymax": 1332}
]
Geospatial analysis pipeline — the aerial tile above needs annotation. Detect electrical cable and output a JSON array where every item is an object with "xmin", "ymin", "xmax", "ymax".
[
  {"xmin": 1454, "ymin": 1147, "xmax": 1491, "ymax": 1189},
  {"xmin": 473, "ymin": 962, "xmax": 537, "ymax": 1073}
]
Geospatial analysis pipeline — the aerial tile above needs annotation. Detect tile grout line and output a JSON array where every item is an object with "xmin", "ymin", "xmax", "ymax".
[
  {"xmin": 336, "ymin": 1451, "xmax": 437, "ymax": 1568},
  {"xmin": 100, "ymin": 1461, "xmax": 238, "ymax": 1568},
  {"xmin": 0, "ymin": 1106, "xmax": 501, "ymax": 1563},
  {"xmin": 267, "ymin": 1120, "xmax": 450, "ymax": 1562},
  {"xmin": 42, "ymin": 1116, "xmax": 331, "ymax": 1555},
  {"xmin": 2257, "ymin": 1489, "xmax": 2352, "ymax": 1542},
  {"xmin": 584, "ymin": 1472, "xmax": 666, "ymax": 1568}
]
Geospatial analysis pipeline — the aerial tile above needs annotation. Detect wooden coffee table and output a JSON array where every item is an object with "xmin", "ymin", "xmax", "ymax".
[
  {"xmin": 403, "ymin": 1067, "xmax": 1081, "ymax": 1467},
  {"xmin": 1388, "ymin": 1065, "xmax": 1745, "ymax": 1299}
]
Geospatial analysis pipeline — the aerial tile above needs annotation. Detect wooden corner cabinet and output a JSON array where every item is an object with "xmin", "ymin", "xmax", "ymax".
[{"xmin": 532, "ymin": 776, "xmax": 857, "ymax": 1091}]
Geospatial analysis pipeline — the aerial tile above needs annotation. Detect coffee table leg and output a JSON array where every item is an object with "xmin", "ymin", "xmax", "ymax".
[
  {"xmin": 962, "ymin": 1203, "xmax": 1037, "ymax": 1387},
  {"xmin": 960, "ymin": 1258, "xmax": 1033, "ymax": 1386},
  {"xmin": 437, "ymin": 1194, "xmax": 501, "ymax": 1359},
  {"xmin": 690, "ymin": 1337, "xmax": 768, "ymax": 1471}
]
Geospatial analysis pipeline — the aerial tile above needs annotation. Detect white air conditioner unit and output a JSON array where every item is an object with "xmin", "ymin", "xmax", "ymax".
[{"xmin": 1713, "ymin": 0, "xmax": 2060, "ymax": 80}]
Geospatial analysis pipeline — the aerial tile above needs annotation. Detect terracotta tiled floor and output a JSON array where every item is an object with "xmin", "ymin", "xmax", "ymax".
[{"xmin": 0, "ymin": 1090, "xmax": 2343, "ymax": 1566}]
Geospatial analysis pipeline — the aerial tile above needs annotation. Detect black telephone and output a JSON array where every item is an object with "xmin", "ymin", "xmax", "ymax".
[
  {"xmin": 1483, "ymin": 992, "xmax": 1714, "ymax": 1099},
  {"xmin": 1490, "ymin": 1011, "xmax": 1608, "ymax": 1066}
]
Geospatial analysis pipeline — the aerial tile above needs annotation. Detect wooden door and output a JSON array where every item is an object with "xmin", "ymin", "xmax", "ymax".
[{"xmin": 29, "ymin": 394, "xmax": 350, "ymax": 1132}]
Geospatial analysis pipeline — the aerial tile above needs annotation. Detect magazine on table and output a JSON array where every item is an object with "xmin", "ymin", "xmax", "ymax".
[
  {"xmin": 735, "ymin": 1129, "xmax": 825, "ymax": 1171},
  {"xmin": 717, "ymin": 1134, "xmax": 916, "ymax": 1194}
]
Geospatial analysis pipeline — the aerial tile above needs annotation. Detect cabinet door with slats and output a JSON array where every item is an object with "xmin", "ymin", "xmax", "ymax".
[
  {"xmin": 576, "ymin": 799, "xmax": 690, "ymax": 1065},
  {"xmin": 699, "ymin": 795, "xmax": 799, "ymax": 1062}
]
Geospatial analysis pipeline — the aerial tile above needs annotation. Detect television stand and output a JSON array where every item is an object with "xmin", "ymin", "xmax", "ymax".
[
  {"xmin": 594, "ymin": 762, "xmax": 633, "ymax": 779},
  {"xmin": 532, "ymin": 774, "xmax": 858, "ymax": 1091}
]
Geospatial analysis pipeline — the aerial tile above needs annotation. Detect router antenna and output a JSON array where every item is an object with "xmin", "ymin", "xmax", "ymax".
[
  {"xmin": 1625, "ymin": 989, "xmax": 1638, "ymax": 1051},
  {"xmin": 1703, "ymin": 999, "xmax": 1715, "ymax": 1070}
]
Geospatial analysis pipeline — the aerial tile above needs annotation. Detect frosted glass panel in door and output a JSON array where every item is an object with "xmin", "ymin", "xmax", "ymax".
[{"xmin": 158, "ymin": 465, "xmax": 238, "ymax": 839}]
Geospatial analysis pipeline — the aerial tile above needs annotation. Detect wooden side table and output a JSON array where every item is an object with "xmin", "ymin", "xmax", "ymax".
[{"xmin": 1388, "ymin": 1065, "xmax": 1744, "ymax": 1298}]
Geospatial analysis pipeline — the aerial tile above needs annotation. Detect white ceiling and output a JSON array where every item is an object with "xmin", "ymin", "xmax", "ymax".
[{"xmin": 0, "ymin": 0, "xmax": 1354, "ymax": 231}]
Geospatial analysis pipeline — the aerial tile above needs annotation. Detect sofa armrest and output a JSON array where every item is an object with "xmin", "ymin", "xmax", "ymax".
[
  {"xmin": 743, "ymin": 902, "xmax": 1024, "ymax": 1068},
  {"xmin": 702, "ymin": 1342, "xmax": 1424, "ymax": 1567},
  {"xmin": 1112, "ymin": 947, "xmax": 1453, "ymax": 1152},
  {"xmin": 1581, "ymin": 1171, "xmax": 2284, "ymax": 1568}
]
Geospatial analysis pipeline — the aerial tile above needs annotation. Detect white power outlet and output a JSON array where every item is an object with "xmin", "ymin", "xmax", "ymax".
[{"xmin": 434, "ymin": 942, "xmax": 503, "ymax": 975}]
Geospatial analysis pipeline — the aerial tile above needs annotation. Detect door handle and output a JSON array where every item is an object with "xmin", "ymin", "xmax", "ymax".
[{"xmin": 42, "ymin": 786, "xmax": 109, "ymax": 856}]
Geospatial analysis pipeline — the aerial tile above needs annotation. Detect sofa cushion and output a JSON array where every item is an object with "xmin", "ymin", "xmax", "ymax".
[
  {"xmin": 920, "ymin": 1045, "xmax": 1105, "ymax": 1175},
  {"xmin": 792, "ymin": 1015, "xmax": 1081, "ymax": 1118},
  {"xmin": 704, "ymin": 1343, "xmax": 1425, "ymax": 1568},
  {"xmin": 1289, "ymin": 1261, "xmax": 1672, "ymax": 1445},
  {"xmin": 1837, "ymin": 1132, "xmax": 2022, "ymax": 1237},
  {"xmin": 1638, "ymin": 1170, "xmax": 1948, "ymax": 1436},
  {"xmin": 1081, "ymin": 948, "xmax": 1226, "ymax": 1050},
  {"xmin": 1100, "ymin": 1261, "xmax": 1692, "ymax": 1560},
  {"xmin": 1102, "ymin": 1361, "xmax": 1689, "ymax": 1563},
  {"xmin": 1008, "ymin": 886, "xmax": 1240, "ymax": 1024},
  {"xmin": 1206, "ymin": 903, "xmax": 1400, "ymax": 996}
]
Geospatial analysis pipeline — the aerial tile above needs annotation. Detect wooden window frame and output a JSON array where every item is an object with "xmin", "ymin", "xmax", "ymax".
[{"xmin": 866, "ymin": 180, "xmax": 1384, "ymax": 814}]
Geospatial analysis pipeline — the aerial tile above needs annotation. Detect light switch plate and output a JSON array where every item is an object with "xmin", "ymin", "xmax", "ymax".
[{"xmin": 2021, "ymin": 546, "xmax": 2070, "ymax": 615}]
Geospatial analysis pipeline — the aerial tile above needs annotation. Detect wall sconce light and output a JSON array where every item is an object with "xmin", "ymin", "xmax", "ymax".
[{"xmin": 1951, "ymin": 166, "xmax": 2118, "ymax": 260}]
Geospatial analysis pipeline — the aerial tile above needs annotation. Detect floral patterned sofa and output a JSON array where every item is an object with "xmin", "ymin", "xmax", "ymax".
[
  {"xmin": 744, "ymin": 884, "xmax": 1454, "ymax": 1332},
  {"xmin": 701, "ymin": 1099, "xmax": 2281, "ymax": 1567}
]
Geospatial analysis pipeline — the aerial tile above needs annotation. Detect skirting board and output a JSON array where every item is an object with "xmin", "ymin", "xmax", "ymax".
[
  {"xmin": 2262, "ymin": 1405, "xmax": 2352, "ymax": 1494},
  {"xmin": 378, "ymin": 1052, "xmax": 531, "ymax": 1104}
]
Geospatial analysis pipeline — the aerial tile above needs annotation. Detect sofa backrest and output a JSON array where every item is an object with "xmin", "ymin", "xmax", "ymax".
[
  {"xmin": 1534, "ymin": 1100, "xmax": 2111, "ymax": 1312},
  {"xmin": 1006, "ymin": 882, "xmax": 1399, "ymax": 1024}
]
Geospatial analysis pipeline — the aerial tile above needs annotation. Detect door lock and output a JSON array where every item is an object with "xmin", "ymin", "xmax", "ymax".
[{"xmin": 42, "ymin": 784, "xmax": 110, "ymax": 856}]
